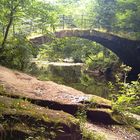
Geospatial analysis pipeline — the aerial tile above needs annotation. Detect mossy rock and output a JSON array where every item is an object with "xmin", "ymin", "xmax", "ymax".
[
  {"xmin": 87, "ymin": 108, "xmax": 122, "ymax": 124},
  {"xmin": 125, "ymin": 113, "xmax": 140, "ymax": 131},
  {"xmin": 0, "ymin": 83, "xmax": 120, "ymax": 125},
  {"xmin": 0, "ymin": 66, "xmax": 137, "ymax": 126},
  {"xmin": 0, "ymin": 96, "xmax": 81, "ymax": 140},
  {"xmin": 80, "ymin": 95, "xmax": 111, "ymax": 109}
]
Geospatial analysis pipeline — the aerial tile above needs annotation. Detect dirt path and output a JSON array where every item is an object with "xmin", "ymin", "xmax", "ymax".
[{"xmin": 85, "ymin": 122, "xmax": 140, "ymax": 140}]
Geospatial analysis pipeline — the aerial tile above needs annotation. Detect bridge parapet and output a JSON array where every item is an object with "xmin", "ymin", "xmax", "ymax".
[
  {"xmin": 55, "ymin": 29, "xmax": 117, "ymax": 41},
  {"xmin": 89, "ymin": 30, "xmax": 115, "ymax": 40}
]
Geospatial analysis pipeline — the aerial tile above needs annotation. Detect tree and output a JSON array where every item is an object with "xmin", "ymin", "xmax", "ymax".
[
  {"xmin": 116, "ymin": 0, "xmax": 140, "ymax": 32},
  {"xmin": 0, "ymin": 0, "xmax": 58, "ymax": 50},
  {"xmin": 0, "ymin": 0, "xmax": 58, "ymax": 69},
  {"xmin": 38, "ymin": 37, "xmax": 118, "ymax": 68},
  {"xmin": 25, "ymin": 0, "xmax": 58, "ymax": 33},
  {"xmin": 87, "ymin": 0, "xmax": 117, "ymax": 31},
  {"xmin": 0, "ymin": 0, "xmax": 31, "ymax": 50}
]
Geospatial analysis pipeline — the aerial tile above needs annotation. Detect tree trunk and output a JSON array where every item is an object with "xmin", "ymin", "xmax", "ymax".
[
  {"xmin": 1, "ymin": 11, "xmax": 14, "ymax": 49},
  {"xmin": 1, "ymin": 1, "xmax": 20, "ymax": 50}
]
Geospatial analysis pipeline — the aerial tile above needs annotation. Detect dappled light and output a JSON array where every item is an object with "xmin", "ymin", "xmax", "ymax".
[{"xmin": 0, "ymin": 0, "xmax": 140, "ymax": 139}]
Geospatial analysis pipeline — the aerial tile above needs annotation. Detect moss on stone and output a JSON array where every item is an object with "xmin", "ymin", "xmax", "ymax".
[
  {"xmin": 0, "ymin": 95, "xmax": 81, "ymax": 140},
  {"xmin": 89, "ymin": 95, "xmax": 111, "ymax": 106}
]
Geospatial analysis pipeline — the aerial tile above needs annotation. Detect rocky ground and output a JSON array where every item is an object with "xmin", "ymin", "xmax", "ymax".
[{"xmin": 0, "ymin": 66, "xmax": 139, "ymax": 140}]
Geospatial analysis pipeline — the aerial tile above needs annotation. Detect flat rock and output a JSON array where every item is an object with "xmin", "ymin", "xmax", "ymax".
[
  {"xmin": 0, "ymin": 66, "xmax": 110, "ymax": 106},
  {"xmin": 0, "ymin": 66, "xmax": 119, "ymax": 124},
  {"xmin": 0, "ymin": 95, "xmax": 81, "ymax": 140}
]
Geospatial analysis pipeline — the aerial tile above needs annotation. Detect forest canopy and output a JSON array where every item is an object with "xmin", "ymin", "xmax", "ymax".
[{"xmin": 0, "ymin": 0, "xmax": 140, "ymax": 69}]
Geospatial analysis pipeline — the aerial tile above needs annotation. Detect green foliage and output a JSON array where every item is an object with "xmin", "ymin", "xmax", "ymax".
[
  {"xmin": 81, "ymin": 128, "xmax": 105, "ymax": 140},
  {"xmin": 84, "ymin": 0, "xmax": 140, "ymax": 37},
  {"xmin": 85, "ymin": 52, "xmax": 118, "ymax": 71},
  {"xmin": 25, "ymin": 0, "xmax": 58, "ymax": 33},
  {"xmin": 77, "ymin": 72, "xmax": 109, "ymax": 98},
  {"xmin": 109, "ymin": 65, "xmax": 140, "ymax": 115},
  {"xmin": 11, "ymin": 98, "xmax": 31, "ymax": 110},
  {"xmin": 38, "ymin": 37, "xmax": 118, "ymax": 65},
  {"xmin": 37, "ymin": 37, "xmax": 118, "ymax": 98},
  {"xmin": 116, "ymin": 0, "xmax": 140, "ymax": 32},
  {"xmin": 75, "ymin": 107, "xmax": 105, "ymax": 140},
  {"xmin": 0, "ymin": 0, "xmax": 59, "ymax": 71},
  {"xmin": 75, "ymin": 107, "xmax": 87, "ymax": 123},
  {"xmin": 38, "ymin": 38, "xmax": 65, "ymax": 61},
  {"xmin": 0, "ymin": 34, "xmax": 33, "ymax": 70},
  {"xmin": 87, "ymin": 0, "xmax": 117, "ymax": 31}
]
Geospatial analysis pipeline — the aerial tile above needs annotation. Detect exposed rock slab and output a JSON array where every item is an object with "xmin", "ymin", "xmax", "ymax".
[
  {"xmin": 0, "ymin": 66, "xmax": 120, "ymax": 124},
  {"xmin": 0, "ymin": 66, "xmax": 110, "ymax": 105},
  {"xmin": 0, "ymin": 95, "xmax": 81, "ymax": 140}
]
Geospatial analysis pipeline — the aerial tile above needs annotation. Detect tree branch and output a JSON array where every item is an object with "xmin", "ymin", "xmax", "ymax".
[{"xmin": 1, "ymin": 2, "xmax": 20, "ymax": 49}]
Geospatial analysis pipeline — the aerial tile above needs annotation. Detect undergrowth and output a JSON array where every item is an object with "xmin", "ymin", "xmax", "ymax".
[{"xmin": 76, "ymin": 107, "xmax": 106, "ymax": 140}]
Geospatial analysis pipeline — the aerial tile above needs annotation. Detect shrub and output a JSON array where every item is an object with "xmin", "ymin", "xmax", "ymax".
[
  {"xmin": 0, "ymin": 34, "xmax": 33, "ymax": 70},
  {"xmin": 109, "ymin": 65, "xmax": 140, "ymax": 115}
]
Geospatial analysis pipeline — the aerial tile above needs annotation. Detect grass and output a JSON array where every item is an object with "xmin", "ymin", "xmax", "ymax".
[
  {"xmin": 81, "ymin": 126, "xmax": 106, "ymax": 140},
  {"xmin": 75, "ymin": 107, "xmax": 106, "ymax": 140}
]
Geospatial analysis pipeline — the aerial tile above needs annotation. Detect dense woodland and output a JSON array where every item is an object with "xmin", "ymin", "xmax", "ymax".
[
  {"xmin": 0, "ymin": 0, "xmax": 140, "ymax": 140},
  {"xmin": 1, "ymin": 0, "xmax": 140, "ymax": 68}
]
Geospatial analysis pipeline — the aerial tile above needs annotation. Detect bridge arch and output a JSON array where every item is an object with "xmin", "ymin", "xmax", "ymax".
[{"xmin": 30, "ymin": 29, "xmax": 140, "ymax": 76}]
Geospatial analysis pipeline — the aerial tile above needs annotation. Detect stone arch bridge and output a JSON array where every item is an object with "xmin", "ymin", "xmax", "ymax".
[{"xmin": 30, "ymin": 30, "xmax": 140, "ymax": 76}]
